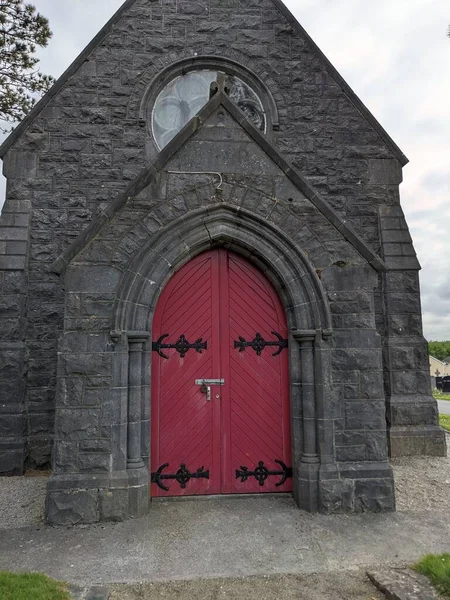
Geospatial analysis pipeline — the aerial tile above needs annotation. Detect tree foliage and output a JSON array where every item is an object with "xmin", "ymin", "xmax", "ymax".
[
  {"xmin": 0, "ymin": 0, "xmax": 54, "ymax": 132},
  {"xmin": 428, "ymin": 341, "xmax": 450, "ymax": 362}
]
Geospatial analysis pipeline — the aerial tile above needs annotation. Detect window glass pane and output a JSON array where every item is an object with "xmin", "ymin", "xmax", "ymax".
[{"xmin": 152, "ymin": 70, "xmax": 266, "ymax": 149}]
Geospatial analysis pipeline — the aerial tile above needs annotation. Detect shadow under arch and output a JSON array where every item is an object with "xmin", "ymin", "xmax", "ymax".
[{"xmin": 111, "ymin": 204, "xmax": 337, "ymax": 513}]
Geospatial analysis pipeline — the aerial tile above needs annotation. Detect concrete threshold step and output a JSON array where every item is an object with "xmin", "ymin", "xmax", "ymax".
[
  {"xmin": 69, "ymin": 584, "xmax": 109, "ymax": 600},
  {"xmin": 367, "ymin": 568, "xmax": 440, "ymax": 600}
]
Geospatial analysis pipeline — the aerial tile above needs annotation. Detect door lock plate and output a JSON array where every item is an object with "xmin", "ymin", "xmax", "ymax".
[{"xmin": 195, "ymin": 379, "xmax": 225, "ymax": 402}]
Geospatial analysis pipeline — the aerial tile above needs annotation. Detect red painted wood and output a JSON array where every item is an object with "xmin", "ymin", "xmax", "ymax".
[
  {"xmin": 226, "ymin": 254, "xmax": 291, "ymax": 494},
  {"xmin": 151, "ymin": 249, "xmax": 291, "ymax": 497},
  {"xmin": 151, "ymin": 252, "xmax": 221, "ymax": 497}
]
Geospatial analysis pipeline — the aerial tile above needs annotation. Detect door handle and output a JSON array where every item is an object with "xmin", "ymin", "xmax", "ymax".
[
  {"xmin": 195, "ymin": 379, "xmax": 225, "ymax": 402},
  {"xmin": 200, "ymin": 383, "xmax": 211, "ymax": 402}
]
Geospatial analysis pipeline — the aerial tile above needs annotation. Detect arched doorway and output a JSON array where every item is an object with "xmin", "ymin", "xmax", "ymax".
[{"xmin": 150, "ymin": 249, "xmax": 292, "ymax": 497}]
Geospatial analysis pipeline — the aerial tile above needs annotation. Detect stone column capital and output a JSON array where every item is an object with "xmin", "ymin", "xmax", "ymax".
[
  {"xmin": 293, "ymin": 330, "xmax": 316, "ymax": 344},
  {"xmin": 127, "ymin": 332, "xmax": 151, "ymax": 347}
]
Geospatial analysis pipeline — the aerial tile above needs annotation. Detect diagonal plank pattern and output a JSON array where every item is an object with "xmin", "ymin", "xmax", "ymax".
[
  {"xmin": 151, "ymin": 250, "xmax": 291, "ymax": 497},
  {"xmin": 151, "ymin": 253, "xmax": 220, "ymax": 497},
  {"xmin": 226, "ymin": 254, "xmax": 291, "ymax": 494}
]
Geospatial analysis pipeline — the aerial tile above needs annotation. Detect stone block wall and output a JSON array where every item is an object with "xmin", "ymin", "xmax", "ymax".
[
  {"xmin": 44, "ymin": 94, "xmax": 395, "ymax": 522},
  {"xmin": 378, "ymin": 204, "xmax": 444, "ymax": 455},
  {"xmin": 0, "ymin": 155, "xmax": 32, "ymax": 474},
  {"xmin": 0, "ymin": 0, "xmax": 444, "ymax": 477}
]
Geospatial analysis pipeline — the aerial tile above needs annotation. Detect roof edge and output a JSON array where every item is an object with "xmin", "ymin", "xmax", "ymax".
[
  {"xmin": 52, "ymin": 90, "xmax": 387, "ymax": 275},
  {"xmin": 271, "ymin": 0, "xmax": 409, "ymax": 167},
  {"xmin": 0, "ymin": 0, "xmax": 136, "ymax": 159},
  {"xmin": 430, "ymin": 356, "xmax": 449, "ymax": 365},
  {"xmin": 1, "ymin": 0, "xmax": 409, "ymax": 168},
  {"xmin": 219, "ymin": 95, "xmax": 387, "ymax": 272},
  {"xmin": 51, "ymin": 94, "xmax": 223, "ymax": 274}
]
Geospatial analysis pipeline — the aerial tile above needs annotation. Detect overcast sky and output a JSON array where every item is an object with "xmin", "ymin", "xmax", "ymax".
[{"xmin": 1, "ymin": 0, "xmax": 449, "ymax": 340}]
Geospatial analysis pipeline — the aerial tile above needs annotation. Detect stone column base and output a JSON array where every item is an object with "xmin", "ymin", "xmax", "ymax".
[
  {"xmin": 387, "ymin": 395, "xmax": 447, "ymax": 457},
  {"xmin": 389, "ymin": 425, "xmax": 447, "ymax": 457},
  {"xmin": 294, "ymin": 461, "xmax": 319, "ymax": 512},
  {"xmin": 46, "ymin": 469, "xmax": 149, "ymax": 525},
  {"xmin": 0, "ymin": 440, "xmax": 25, "ymax": 475}
]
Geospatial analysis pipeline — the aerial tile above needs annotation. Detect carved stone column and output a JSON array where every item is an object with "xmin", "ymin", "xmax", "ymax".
[
  {"xmin": 299, "ymin": 334, "xmax": 319, "ymax": 462},
  {"xmin": 127, "ymin": 333, "xmax": 149, "ymax": 470},
  {"xmin": 293, "ymin": 330, "xmax": 320, "ymax": 511}
]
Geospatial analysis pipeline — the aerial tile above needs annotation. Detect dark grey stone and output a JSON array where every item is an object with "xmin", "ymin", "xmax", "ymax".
[
  {"xmin": 367, "ymin": 568, "xmax": 441, "ymax": 600},
  {"xmin": 0, "ymin": 0, "xmax": 438, "ymax": 524},
  {"xmin": 0, "ymin": 445, "xmax": 25, "ymax": 475},
  {"xmin": 99, "ymin": 488, "xmax": 129, "ymax": 522},
  {"xmin": 354, "ymin": 478, "xmax": 395, "ymax": 512},
  {"xmin": 319, "ymin": 478, "xmax": 354, "ymax": 514},
  {"xmin": 46, "ymin": 489, "xmax": 99, "ymax": 525}
]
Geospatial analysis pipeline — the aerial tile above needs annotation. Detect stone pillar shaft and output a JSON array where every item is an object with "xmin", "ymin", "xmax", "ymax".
[
  {"xmin": 127, "ymin": 334, "xmax": 148, "ymax": 469},
  {"xmin": 300, "ymin": 336, "xmax": 318, "ymax": 461}
]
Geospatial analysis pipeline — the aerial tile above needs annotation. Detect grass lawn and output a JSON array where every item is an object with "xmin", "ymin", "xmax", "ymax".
[
  {"xmin": 433, "ymin": 391, "xmax": 450, "ymax": 402},
  {"xmin": 440, "ymin": 414, "xmax": 450, "ymax": 432},
  {"xmin": 0, "ymin": 572, "xmax": 70, "ymax": 600},
  {"xmin": 414, "ymin": 554, "xmax": 450, "ymax": 597}
]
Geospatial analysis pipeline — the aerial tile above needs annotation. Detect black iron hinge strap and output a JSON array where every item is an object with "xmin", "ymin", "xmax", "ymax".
[
  {"xmin": 235, "ymin": 460, "xmax": 292, "ymax": 487},
  {"xmin": 151, "ymin": 463, "xmax": 210, "ymax": 491},
  {"xmin": 152, "ymin": 334, "xmax": 207, "ymax": 359},
  {"xmin": 234, "ymin": 331, "xmax": 288, "ymax": 356}
]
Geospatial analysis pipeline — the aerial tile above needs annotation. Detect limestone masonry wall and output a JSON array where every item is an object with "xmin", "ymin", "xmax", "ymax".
[{"xmin": 0, "ymin": 0, "xmax": 443, "ymax": 491}]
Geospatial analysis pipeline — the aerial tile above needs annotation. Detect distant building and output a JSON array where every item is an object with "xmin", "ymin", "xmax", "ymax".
[{"xmin": 429, "ymin": 356, "xmax": 450, "ymax": 378}]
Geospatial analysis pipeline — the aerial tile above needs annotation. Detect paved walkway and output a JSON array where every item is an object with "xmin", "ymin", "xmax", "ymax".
[
  {"xmin": 438, "ymin": 399, "xmax": 450, "ymax": 415},
  {"xmin": 109, "ymin": 572, "xmax": 384, "ymax": 600},
  {"xmin": 0, "ymin": 496, "xmax": 449, "ymax": 587}
]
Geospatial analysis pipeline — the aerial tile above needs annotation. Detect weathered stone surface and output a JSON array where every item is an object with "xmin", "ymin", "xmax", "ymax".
[
  {"xmin": 69, "ymin": 585, "xmax": 110, "ymax": 600},
  {"xmin": 0, "ymin": 446, "xmax": 25, "ymax": 475},
  {"xmin": 367, "ymin": 568, "xmax": 440, "ymax": 600},
  {"xmin": 0, "ymin": 0, "xmax": 437, "ymax": 524},
  {"xmin": 354, "ymin": 478, "xmax": 395, "ymax": 512},
  {"xmin": 46, "ymin": 489, "xmax": 99, "ymax": 525},
  {"xmin": 99, "ymin": 488, "xmax": 129, "ymax": 522},
  {"xmin": 319, "ymin": 478, "xmax": 354, "ymax": 514},
  {"xmin": 389, "ymin": 427, "xmax": 447, "ymax": 457}
]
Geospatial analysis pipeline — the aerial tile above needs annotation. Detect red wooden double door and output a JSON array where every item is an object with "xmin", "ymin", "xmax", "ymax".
[{"xmin": 151, "ymin": 249, "xmax": 292, "ymax": 497}]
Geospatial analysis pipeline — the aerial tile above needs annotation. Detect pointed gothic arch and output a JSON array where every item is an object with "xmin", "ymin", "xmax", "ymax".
[
  {"xmin": 110, "ymin": 204, "xmax": 337, "ymax": 513},
  {"xmin": 113, "ymin": 204, "xmax": 332, "ymax": 335}
]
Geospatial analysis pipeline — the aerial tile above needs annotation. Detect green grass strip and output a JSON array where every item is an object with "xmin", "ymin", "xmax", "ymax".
[
  {"xmin": 440, "ymin": 414, "xmax": 450, "ymax": 432},
  {"xmin": 433, "ymin": 391, "xmax": 450, "ymax": 401},
  {"xmin": 0, "ymin": 572, "xmax": 70, "ymax": 600},
  {"xmin": 414, "ymin": 553, "xmax": 450, "ymax": 597}
]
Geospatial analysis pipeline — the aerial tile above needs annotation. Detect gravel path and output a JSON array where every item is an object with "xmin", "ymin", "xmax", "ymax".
[
  {"xmin": 391, "ymin": 433, "xmax": 450, "ymax": 511},
  {"xmin": 0, "ymin": 434, "xmax": 448, "ymax": 529},
  {"xmin": 0, "ymin": 474, "xmax": 48, "ymax": 529},
  {"xmin": 109, "ymin": 572, "xmax": 383, "ymax": 600}
]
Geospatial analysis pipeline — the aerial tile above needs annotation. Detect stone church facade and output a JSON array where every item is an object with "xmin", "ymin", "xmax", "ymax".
[{"xmin": 0, "ymin": 0, "xmax": 445, "ymax": 524}]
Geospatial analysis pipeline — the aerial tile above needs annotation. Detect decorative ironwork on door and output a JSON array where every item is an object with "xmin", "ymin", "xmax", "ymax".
[
  {"xmin": 151, "ymin": 463, "xmax": 210, "ymax": 491},
  {"xmin": 152, "ymin": 334, "xmax": 208, "ymax": 359},
  {"xmin": 234, "ymin": 331, "xmax": 288, "ymax": 356},
  {"xmin": 235, "ymin": 460, "xmax": 292, "ymax": 487}
]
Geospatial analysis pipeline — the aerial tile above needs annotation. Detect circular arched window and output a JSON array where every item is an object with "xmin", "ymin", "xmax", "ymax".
[{"xmin": 152, "ymin": 70, "xmax": 266, "ymax": 149}]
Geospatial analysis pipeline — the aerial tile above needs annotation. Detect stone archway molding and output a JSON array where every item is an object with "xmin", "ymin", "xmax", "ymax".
[
  {"xmin": 112, "ymin": 203, "xmax": 339, "ymax": 514},
  {"xmin": 113, "ymin": 203, "xmax": 332, "ymax": 336}
]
